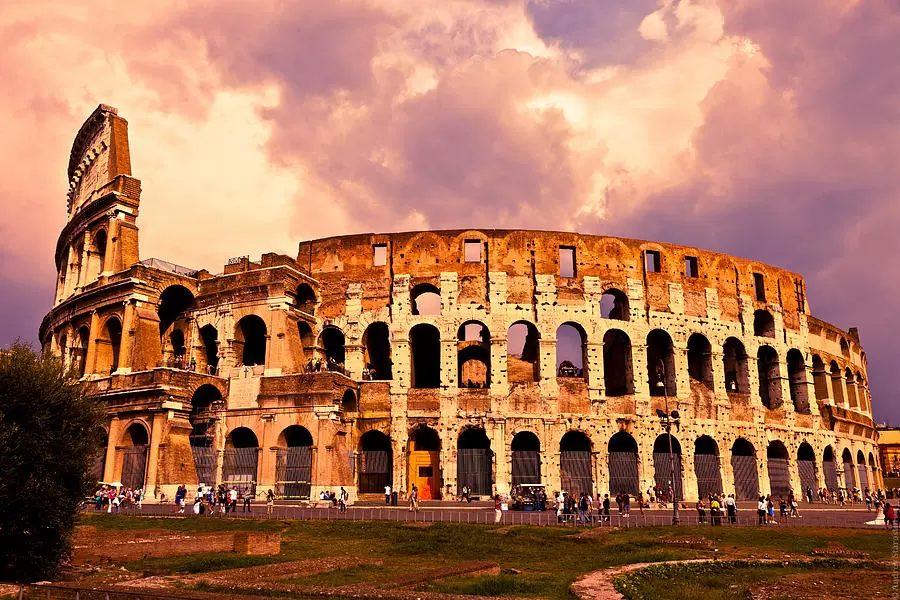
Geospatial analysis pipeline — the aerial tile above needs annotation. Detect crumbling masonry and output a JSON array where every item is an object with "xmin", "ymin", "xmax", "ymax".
[{"xmin": 40, "ymin": 105, "xmax": 881, "ymax": 502}]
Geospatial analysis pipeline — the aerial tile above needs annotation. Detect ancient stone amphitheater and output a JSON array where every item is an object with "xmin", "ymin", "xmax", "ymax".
[{"xmin": 40, "ymin": 105, "xmax": 880, "ymax": 503}]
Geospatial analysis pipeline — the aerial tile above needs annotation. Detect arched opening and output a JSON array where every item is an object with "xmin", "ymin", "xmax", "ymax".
[
  {"xmin": 731, "ymin": 438, "xmax": 759, "ymax": 500},
  {"xmin": 797, "ymin": 443, "xmax": 817, "ymax": 495},
  {"xmin": 723, "ymin": 337, "xmax": 749, "ymax": 393},
  {"xmin": 457, "ymin": 428, "xmax": 492, "ymax": 496},
  {"xmin": 90, "ymin": 428, "xmax": 108, "ymax": 482},
  {"xmin": 830, "ymin": 361, "xmax": 845, "ymax": 406},
  {"xmin": 409, "ymin": 425, "xmax": 441, "ymax": 499},
  {"xmin": 753, "ymin": 310, "xmax": 775, "ymax": 338},
  {"xmin": 757, "ymin": 346, "xmax": 782, "ymax": 409},
  {"xmin": 320, "ymin": 326, "xmax": 346, "ymax": 370},
  {"xmin": 603, "ymin": 330, "xmax": 633, "ymax": 396},
  {"xmin": 507, "ymin": 321, "xmax": 540, "ymax": 383},
  {"xmin": 457, "ymin": 321, "xmax": 490, "ymax": 388},
  {"xmin": 694, "ymin": 436, "xmax": 722, "ymax": 499},
  {"xmin": 75, "ymin": 326, "xmax": 89, "ymax": 377},
  {"xmin": 823, "ymin": 446, "xmax": 839, "ymax": 490},
  {"xmin": 410, "ymin": 324, "xmax": 440, "ymax": 388},
  {"xmin": 857, "ymin": 449, "xmax": 869, "ymax": 491},
  {"xmin": 120, "ymin": 423, "xmax": 149, "ymax": 490},
  {"xmin": 295, "ymin": 283, "xmax": 317, "ymax": 315},
  {"xmin": 647, "ymin": 329, "xmax": 676, "ymax": 396},
  {"xmin": 767, "ymin": 441, "xmax": 791, "ymax": 498},
  {"xmin": 94, "ymin": 229, "xmax": 107, "ymax": 275},
  {"xmin": 841, "ymin": 448, "xmax": 854, "ymax": 490},
  {"xmin": 189, "ymin": 385, "xmax": 221, "ymax": 486},
  {"xmin": 168, "ymin": 329, "xmax": 186, "ymax": 367},
  {"xmin": 358, "ymin": 430, "xmax": 392, "ymax": 494},
  {"xmin": 652, "ymin": 434, "xmax": 683, "ymax": 501},
  {"xmin": 857, "ymin": 372, "xmax": 868, "ymax": 413},
  {"xmin": 199, "ymin": 325, "xmax": 219, "ymax": 374},
  {"xmin": 341, "ymin": 389, "xmax": 358, "ymax": 412},
  {"xmin": 560, "ymin": 431, "xmax": 593, "ymax": 496},
  {"xmin": 556, "ymin": 323, "xmax": 587, "ymax": 380},
  {"xmin": 235, "ymin": 315, "xmax": 267, "ymax": 367},
  {"xmin": 411, "ymin": 283, "xmax": 441, "ymax": 316},
  {"xmin": 158, "ymin": 285, "xmax": 195, "ymax": 339},
  {"xmin": 608, "ymin": 431, "xmax": 639, "ymax": 496},
  {"xmin": 600, "ymin": 288, "xmax": 629, "ymax": 321},
  {"xmin": 95, "ymin": 317, "xmax": 122, "ymax": 375},
  {"xmin": 223, "ymin": 427, "xmax": 260, "ymax": 496},
  {"xmin": 363, "ymin": 322, "xmax": 392, "ymax": 380},
  {"xmin": 811, "ymin": 355, "xmax": 828, "ymax": 401},
  {"xmin": 297, "ymin": 321, "xmax": 314, "ymax": 366},
  {"xmin": 840, "ymin": 337, "xmax": 850, "ymax": 358},
  {"xmin": 787, "ymin": 349, "xmax": 810, "ymax": 413},
  {"xmin": 511, "ymin": 431, "xmax": 541, "ymax": 486},
  {"xmin": 844, "ymin": 368, "xmax": 858, "ymax": 409},
  {"xmin": 276, "ymin": 425, "xmax": 313, "ymax": 499},
  {"xmin": 687, "ymin": 333, "xmax": 713, "ymax": 389}
]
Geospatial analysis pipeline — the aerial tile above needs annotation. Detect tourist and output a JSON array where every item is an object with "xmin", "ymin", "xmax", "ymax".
[
  {"xmin": 384, "ymin": 483, "xmax": 392, "ymax": 505},
  {"xmin": 135, "ymin": 487, "xmax": 143, "ymax": 510},
  {"xmin": 710, "ymin": 496, "xmax": 722, "ymax": 526},
  {"xmin": 766, "ymin": 496, "xmax": 775, "ymax": 525},
  {"xmin": 779, "ymin": 496, "xmax": 788, "ymax": 519},
  {"xmin": 636, "ymin": 490, "xmax": 645, "ymax": 516},
  {"xmin": 494, "ymin": 494, "xmax": 503, "ymax": 523},
  {"xmin": 339, "ymin": 487, "xmax": 348, "ymax": 513},
  {"xmin": 266, "ymin": 489, "xmax": 275, "ymax": 515},
  {"xmin": 243, "ymin": 486, "xmax": 252, "ymax": 512},
  {"xmin": 757, "ymin": 496, "xmax": 766, "ymax": 525},
  {"xmin": 622, "ymin": 493, "xmax": 630, "ymax": 519},
  {"xmin": 229, "ymin": 487, "xmax": 238, "ymax": 513},
  {"xmin": 696, "ymin": 498, "xmax": 707, "ymax": 525},
  {"xmin": 602, "ymin": 494, "xmax": 611, "ymax": 524},
  {"xmin": 578, "ymin": 493, "xmax": 589, "ymax": 524},
  {"xmin": 806, "ymin": 486, "xmax": 813, "ymax": 504},
  {"xmin": 724, "ymin": 494, "xmax": 737, "ymax": 524},
  {"xmin": 885, "ymin": 502, "xmax": 895, "ymax": 529}
]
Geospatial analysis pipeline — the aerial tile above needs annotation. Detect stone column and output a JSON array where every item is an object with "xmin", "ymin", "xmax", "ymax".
[
  {"xmin": 117, "ymin": 300, "xmax": 136, "ymax": 373},
  {"xmin": 538, "ymin": 338, "xmax": 558, "ymax": 397},
  {"xmin": 586, "ymin": 341, "xmax": 604, "ymax": 396},
  {"xmin": 103, "ymin": 417, "xmax": 120, "ymax": 482},
  {"xmin": 84, "ymin": 311, "xmax": 101, "ymax": 376},
  {"xmin": 681, "ymin": 440, "xmax": 697, "ymax": 501},
  {"xmin": 491, "ymin": 419, "xmax": 508, "ymax": 494},
  {"xmin": 758, "ymin": 453, "xmax": 770, "ymax": 497},
  {"xmin": 441, "ymin": 338, "xmax": 457, "ymax": 390},
  {"xmin": 490, "ymin": 338, "xmax": 508, "ymax": 396},
  {"xmin": 776, "ymin": 359, "xmax": 793, "ymax": 413},
  {"xmin": 143, "ymin": 412, "xmax": 166, "ymax": 498},
  {"xmin": 258, "ymin": 415, "xmax": 277, "ymax": 489}
]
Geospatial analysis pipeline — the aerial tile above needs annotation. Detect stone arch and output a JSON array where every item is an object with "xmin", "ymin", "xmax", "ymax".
[
  {"xmin": 507, "ymin": 320, "xmax": 540, "ymax": 383},
  {"xmin": 723, "ymin": 337, "xmax": 749, "ymax": 393},
  {"xmin": 753, "ymin": 309, "xmax": 775, "ymax": 338},
  {"xmin": 560, "ymin": 430, "xmax": 593, "ymax": 496},
  {"xmin": 363, "ymin": 322, "xmax": 392, "ymax": 380},
  {"xmin": 457, "ymin": 321, "xmax": 490, "ymax": 388},
  {"xmin": 276, "ymin": 425, "xmax": 313, "ymax": 499},
  {"xmin": 457, "ymin": 427, "xmax": 492, "ymax": 496},
  {"xmin": 830, "ymin": 361, "xmax": 845, "ymax": 405},
  {"xmin": 823, "ymin": 446, "xmax": 839, "ymax": 490},
  {"xmin": 840, "ymin": 337, "xmax": 850, "ymax": 358},
  {"xmin": 731, "ymin": 438, "xmax": 759, "ymax": 500},
  {"xmin": 811, "ymin": 355, "xmax": 828, "ymax": 401},
  {"xmin": 757, "ymin": 345, "xmax": 782, "ymax": 409},
  {"xmin": 158, "ymin": 285, "xmax": 195, "ymax": 340},
  {"xmin": 787, "ymin": 349, "xmax": 810, "ymax": 413},
  {"xmin": 358, "ymin": 430, "xmax": 392, "ymax": 494},
  {"xmin": 341, "ymin": 389, "xmax": 358, "ymax": 412},
  {"xmin": 411, "ymin": 283, "xmax": 441, "ymax": 316},
  {"xmin": 600, "ymin": 288, "xmax": 629, "ymax": 321},
  {"xmin": 199, "ymin": 324, "xmax": 220, "ymax": 374},
  {"xmin": 694, "ymin": 435, "xmax": 723, "ymax": 499},
  {"xmin": 841, "ymin": 447, "xmax": 854, "ymax": 489},
  {"xmin": 603, "ymin": 329, "xmax": 633, "ymax": 396},
  {"xmin": 295, "ymin": 283, "xmax": 317, "ymax": 315},
  {"xmin": 95, "ymin": 316, "xmax": 122, "ymax": 375},
  {"xmin": 647, "ymin": 329, "xmax": 676, "ymax": 396},
  {"xmin": 410, "ymin": 323, "xmax": 441, "ymax": 388},
  {"xmin": 766, "ymin": 440, "xmax": 791, "ymax": 498},
  {"xmin": 235, "ymin": 315, "xmax": 267, "ymax": 367},
  {"xmin": 844, "ymin": 368, "xmax": 858, "ymax": 409},
  {"xmin": 223, "ymin": 427, "xmax": 261, "ymax": 493},
  {"xmin": 857, "ymin": 449, "xmax": 870, "ymax": 490},
  {"xmin": 74, "ymin": 325, "xmax": 90, "ymax": 376},
  {"xmin": 297, "ymin": 321, "xmax": 315, "ymax": 366},
  {"xmin": 797, "ymin": 442, "xmax": 817, "ymax": 495},
  {"xmin": 320, "ymin": 325, "xmax": 346, "ymax": 367},
  {"xmin": 608, "ymin": 431, "xmax": 639, "ymax": 496},
  {"xmin": 652, "ymin": 434, "xmax": 683, "ymax": 500},
  {"xmin": 687, "ymin": 333, "xmax": 713, "ymax": 389},
  {"xmin": 556, "ymin": 322, "xmax": 587, "ymax": 381},
  {"xmin": 510, "ymin": 431, "xmax": 541, "ymax": 486},
  {"xmin": 119, "ymin": 422, "xmax": 149, "ymax": 490}
]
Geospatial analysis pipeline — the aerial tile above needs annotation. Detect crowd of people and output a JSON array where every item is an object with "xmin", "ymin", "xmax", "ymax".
[{"xmin": 91, "ymin": 485, "xmax": 144, "ymax": 512}]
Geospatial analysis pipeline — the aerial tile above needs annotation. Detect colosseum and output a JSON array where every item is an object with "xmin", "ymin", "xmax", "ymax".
[{"xmin": 40, "ymin": 105, "xmax": 881, "ymax": 504}]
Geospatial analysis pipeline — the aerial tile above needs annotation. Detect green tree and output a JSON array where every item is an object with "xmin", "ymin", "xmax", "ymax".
[{"xmin": 0, "ymin": 340, "xmax": 104, "ymax": 581}]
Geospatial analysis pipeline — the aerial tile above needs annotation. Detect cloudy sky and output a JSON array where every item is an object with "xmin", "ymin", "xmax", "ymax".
[{"xmin": 1, "ymin": 0, "xmax": 897, "ymax": 421}]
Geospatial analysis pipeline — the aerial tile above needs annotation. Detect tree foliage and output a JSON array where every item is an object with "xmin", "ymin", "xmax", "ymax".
[{"xmin": 0, "ymin": 341, "xmax": 105, "ymax": 581}]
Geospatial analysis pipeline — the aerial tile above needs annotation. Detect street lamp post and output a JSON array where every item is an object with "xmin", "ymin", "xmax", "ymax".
[{"xmin": 655, "ymin": 361, "xmax": 680, "ymax": 525}]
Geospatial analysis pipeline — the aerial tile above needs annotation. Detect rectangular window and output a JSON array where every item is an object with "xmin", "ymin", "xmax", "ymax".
[
  {"xmin": 464, "ymin": 240, "xmax": 482, "ymax": 263},
  {"xmin": 685, "ymin": 256, "xmax": 698, "ymax": 278},
  {"xmin": 559, "ymin": 246, "xmax": 575, "ymax": 277},
  {"xmin": 645, "ymin": 250, "xmax": 661, "ymax": 273},
  {"xmin": 754, "ymin": 273, "xmax": 766, "ymax": 301},
  {"xmin": 373, "ymin": 244, "xmax": 387, "ymax": 266},
  {"xmin": 418, "ymin": 466, "xmax": 433, "ymax": 478},
  {"xmin": 795, "ymin": 278, "xmax": 805, "ymax": 313}
]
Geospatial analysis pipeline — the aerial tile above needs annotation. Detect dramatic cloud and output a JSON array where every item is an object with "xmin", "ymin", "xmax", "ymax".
[{"xmin": 0, "ymin": 0, "xmax": 897, "ymax": 420}]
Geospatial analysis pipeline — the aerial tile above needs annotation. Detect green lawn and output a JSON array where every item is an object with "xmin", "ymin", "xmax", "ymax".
[{"xmin": 77, "ymin": 514, "xmax": 892, "ymax": 600}]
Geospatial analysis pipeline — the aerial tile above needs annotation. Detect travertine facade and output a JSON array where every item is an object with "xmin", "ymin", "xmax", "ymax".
[{"xmin": 40, "ymin": 105, "xmax": 881, "ymax": 502}]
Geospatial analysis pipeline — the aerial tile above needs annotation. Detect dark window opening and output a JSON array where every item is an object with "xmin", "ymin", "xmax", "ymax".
[
  {"xmin": 297, "ymin": 321, "xmax": 314, "ymax": 364},
  {"xmin": 603, "ymin": 330, "xmax": 633, "ymax": 396},
  {"xmin": 507, "ymin": 321, "xmax": 540, "ymax": 383},
  {"xmin": 363, "ymin": 322, "xmax": 392, "ymax": 380},
  {"xmin": 295, "ymin": 283, "xmax": 317, "ymax": 315},
  {"xmin": 723, "ymin": 337, "xmax": 749, "ymax": 393},
  {"xmin": 600, "ymin": 288, "xmax": 629, "ymax": 321},
  {"xmin": 811, "ymin": 355, "xmax": 828, "ymax": 401},
  {"xmin": 685, "ymin": 256, "xmax": 698, "ymax": 278},
  {"xmin": 687, "ymin": 333, "xmax": 713, "ymax": 389},
  {"xmin": 158, "ymin": 285, "xmax": 196, "ymax": 338},
  {"xmin": 845, "ymin": 368, "xmax": 858, "ymax": 408},
  {"xmin": 753, "ymin": 309, "xmax": 775, "ymax": 338},
  {"xmin": 410, "ymin": 324, "xmax": 440, "ymax": 388},
  {"xmin": 787, "ymin": 349, "xmax": 810, "ymax": 413},
  {"xmin": 200, "ymin": 325, "xmax": 219, "ymax": 374},
  {"xmin": 647, "ymin": 329, "xmax": 676, "ymax": 396},
  {"xmin": 373, "ymin": 244, "xmax": 387, "ymax": 266},
  {"xmin": 320, "ymin": 327, "xmax": 346, "ymax": 372},
  {"xmin": 559, "ymin": 247, "xmax": 575, "ymax": 277},
  {"xmin": 757, "ymin": 345, "xmax": 782, "ymax": 409},
  {"xmin": 95, "ymin": 318, "xmax": 122, "ymax": 375},
  {"xmin": 830, "ymin": 361, "xmax": 845, "ymax": 406},
  {"xmin": 409, "ymin": 426, "xmax": 440, "ymax": 451},
  {"xmin": 556, "ymin": 323, "xmax": 587, "ymax": 380},
  {"xmin": 464, "ymin": 240, "xmax": 482, "ymax": 263},
  {"xmin": 753, "ymin": 273, "xmax": 766, "ymax": 302},
  {"xmin": 645, "ymin": 250, "xmax": 661, "ymax": 273},
  {"xmin": 235, "ymin": 315, "xmax": 267, "ymax": 367}
]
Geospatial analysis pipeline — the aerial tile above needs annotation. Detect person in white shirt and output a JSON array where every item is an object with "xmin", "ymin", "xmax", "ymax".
[{"xmin": 384, "ymin": 484, "xmax": 391, "ymax": 505}]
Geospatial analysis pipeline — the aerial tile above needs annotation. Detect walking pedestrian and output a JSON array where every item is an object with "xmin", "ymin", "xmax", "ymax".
[
  {"xmin": 266, "ymin": 489, "xmax": 275, "ymax": 515},
  {"xmin": 494, "ymin": 494, "xmax": 503, "ymax": 523},
  {"xmin": 384, "ymin": 484, "xmax": 391, "ymax": 506}
]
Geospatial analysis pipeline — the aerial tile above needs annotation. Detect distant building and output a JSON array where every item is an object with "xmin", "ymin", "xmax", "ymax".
[
  {"xmin": 877, "ymin": 427, "xmax": 900, "ymax": 479},
  {"xmin": 40, "ymin": 105, "xmax": 882, "ymax": 502}
]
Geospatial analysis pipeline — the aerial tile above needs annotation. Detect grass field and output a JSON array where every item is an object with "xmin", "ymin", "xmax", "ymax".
[{"xmin": 76, "ymin": 514, "xmax": 892, "ymax": 599}]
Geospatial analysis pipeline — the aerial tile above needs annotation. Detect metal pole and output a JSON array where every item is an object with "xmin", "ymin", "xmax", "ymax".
[{"xmin": 661, "ymin": 359, "xmax": 679, "ymax": 525}]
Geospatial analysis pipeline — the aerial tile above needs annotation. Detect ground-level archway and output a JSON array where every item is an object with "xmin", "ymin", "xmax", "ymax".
[
  {"xmin": 653, "ymin": 434, "xmax": 683, "ymax": 501},
  {"xmin": 797, "ymin": 443, "xmax": 817, "ymax": 495},
  {"xmin": 409, "ymin": 426, "xmax": 441, "ymax": 500},
  {"xmin": 223, "ymin": 427, "xmax": 260, "ymax": 496},
  {"xmin": 823, "ymin": 446, "xmax": 839, "ymax": 491},
  {"xmin": 358, "ymin": 430, "xmax": 392, "ymax": 495},
  {"xmin": 694, "ymin": 436, "xmax": 722, "ymax": 499},
  {"xmin": 731, "ymin": 438, "xmax": 759, "ymax": 501},
  {"xmin": 457, "ymin": 428, "xmax": 492, "ymax": 496},
  {"xmin": 189, "ymin": 385, "xmax": 221, "ymax": 486},
  {"xmin": 511, "ymin": 431, "xmax": 541, "ymax": 486},
  {"xmin": 120, "ymin": 423, "xmax": 149, "ymax": 490},
  {"xmin": 276, "ymin": 425, "xmax": 313, "ymax": 499},
  {"xmin": 560, "ymin": 431, "xmax": 593, "ymax": 496},
  {"xmin": 842, "ymin": 448, "xmax": 854, "ymax": 489},
  {"xmin": 608, "ymin": 432, "xmax": 639, "ymax": 496},
  {"xmin": 767, "ymin": 441, "xmax": 791, "ymax": 499}
]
